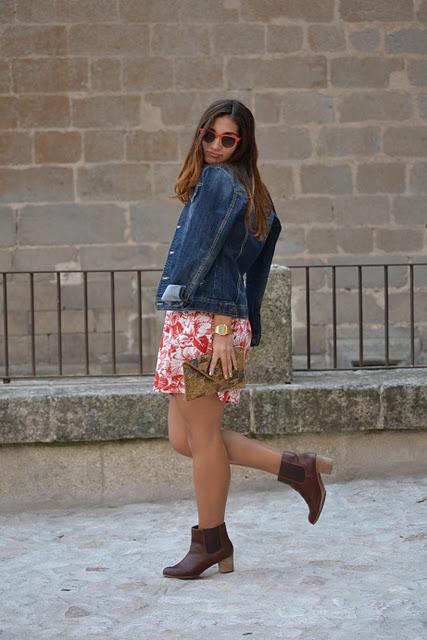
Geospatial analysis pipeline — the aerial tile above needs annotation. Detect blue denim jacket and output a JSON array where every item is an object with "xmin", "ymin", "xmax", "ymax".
[{"xmin": 154, "ymin": 163, "xmax": 282, "ymax": 347}]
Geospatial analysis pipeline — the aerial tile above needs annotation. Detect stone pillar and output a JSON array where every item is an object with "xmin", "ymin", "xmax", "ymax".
[{"xmin": 245, "ymin": 265, "xmax": 292, "ymax": 384}]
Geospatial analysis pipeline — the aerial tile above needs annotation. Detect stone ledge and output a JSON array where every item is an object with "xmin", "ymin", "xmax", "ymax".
[{"xmin": 0, "ymin": 368, "xmax": 425, "ymax": 445}]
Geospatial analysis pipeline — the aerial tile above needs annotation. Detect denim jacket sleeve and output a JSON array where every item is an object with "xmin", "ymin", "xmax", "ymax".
[
  {"xmin": 162, "ymin": 164, "xmax": 241, "ymax": 304},
  {"xmin": 246, "ymin": 212, "xmax": 282, "ymax": 347}
]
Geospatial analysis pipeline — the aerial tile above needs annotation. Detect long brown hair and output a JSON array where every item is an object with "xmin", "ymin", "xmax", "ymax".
[{"xmin": 169, "ymin": 99, "xmax": 274, "ymax": 242}]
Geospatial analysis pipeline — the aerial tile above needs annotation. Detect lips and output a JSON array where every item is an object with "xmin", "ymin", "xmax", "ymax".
[{"xmin": 208, "ymin": 152, "xmax": 221, "ymax": 158}]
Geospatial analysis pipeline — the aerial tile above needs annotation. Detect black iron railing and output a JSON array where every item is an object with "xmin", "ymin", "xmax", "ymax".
[
  {"xmin": 288, "ymin": 262, "xmax": 426, "ymax": 371},
  {"xmin": 1, "ymin": 262, "xmax": 426, "ymax": 382},
  {"xmin": 1, "ymin": 269, "xmax": 155, "ymax": 382}
]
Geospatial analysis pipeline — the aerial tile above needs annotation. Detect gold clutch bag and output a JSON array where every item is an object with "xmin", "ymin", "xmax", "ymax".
[{"xmin": 182, "ymin": 345, "xmax": 246, "ymax": 401}]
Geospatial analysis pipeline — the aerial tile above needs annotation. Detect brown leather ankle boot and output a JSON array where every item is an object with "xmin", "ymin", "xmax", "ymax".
[
  {"xmin": 163, "ymin": 521, "xmax": 234, "ymax": 579},
  {"xmin": 277, "ymin": 451, "xmax": 333, "ymax": 525}
]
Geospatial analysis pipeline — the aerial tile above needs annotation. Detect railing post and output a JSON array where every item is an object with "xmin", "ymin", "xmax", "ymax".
[{"xmin": 245, "ymin": 264, "xmax": 293, "ymax": 384}]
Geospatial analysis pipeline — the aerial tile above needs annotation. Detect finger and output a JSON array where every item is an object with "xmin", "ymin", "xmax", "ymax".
[
  {"xmin": 228, "ymin": 354, "xmax": 233, "ymax": 378},
  {"xmin": 227, "ymin": 354, "xmax": 233, "ymax": 378},
  {"xmin": 209, "ymin": 354, "xmax": 218, "ymax": 376},
  {"xmin": 231, "ymin": 351, "xmax": 238, "ymax": 371},
  {"xmin": 221, "ymin": 356, "xmax": 229, "ymax": 379}
]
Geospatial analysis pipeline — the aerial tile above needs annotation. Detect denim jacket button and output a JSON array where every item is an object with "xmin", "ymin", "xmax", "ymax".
[
  {"xmin": 162, "ymin": 276, "xmax": 169, "ymax": 280},
  {"xmin": 176, "ymin": 224, "xmax": 181, "ymax": 229},
  {"xmin": 169, "ymin": 250, "xmax": 174, "ymax": 254}
]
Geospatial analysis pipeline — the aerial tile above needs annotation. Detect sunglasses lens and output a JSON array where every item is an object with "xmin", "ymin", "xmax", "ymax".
[
  {"xmin": 222, "ymin": 136, "xmax": 236, "ymax": 148},
  {"xmin": 203, "ymin": 131, "xmax": 215, "ymax": 143}
]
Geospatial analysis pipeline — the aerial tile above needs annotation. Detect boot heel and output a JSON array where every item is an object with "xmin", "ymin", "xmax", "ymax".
[
  {"xmin": 218, "ymin": 554, "xmax": 234, "ymax": 573},
  {"xmin": 316, "ymin": 455, "xmax": 333, "ymax": 475}
]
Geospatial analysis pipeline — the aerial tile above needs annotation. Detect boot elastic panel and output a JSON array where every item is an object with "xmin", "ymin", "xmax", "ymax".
[
  {"xmin": 202, "ymin": 525, "xmax": 222, "ymax": 553},
  {"xmin": 280, "ymin": 460, "xmax": 305, "ymax": 483}
]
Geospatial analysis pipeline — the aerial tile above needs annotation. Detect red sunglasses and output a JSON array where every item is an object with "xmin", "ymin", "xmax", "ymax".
[{"xmin": 199, "ymin": 127, "xmax": 242, "ymax": 149}]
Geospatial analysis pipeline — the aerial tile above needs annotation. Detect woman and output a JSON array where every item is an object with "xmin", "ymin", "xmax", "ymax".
[{"xmin": 153, "ymin": 99, "xmax": 333, "ymax": 579}]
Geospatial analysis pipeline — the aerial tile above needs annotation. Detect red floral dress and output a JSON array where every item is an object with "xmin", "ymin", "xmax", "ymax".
[{"xmin": 152, "ymin": 310, "xmax": 252, "ymax": 404}]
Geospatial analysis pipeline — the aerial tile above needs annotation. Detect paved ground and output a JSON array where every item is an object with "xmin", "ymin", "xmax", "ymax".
[{"xmin": 1, "ymin": 476, "xmax": 426, "ymax": 640}]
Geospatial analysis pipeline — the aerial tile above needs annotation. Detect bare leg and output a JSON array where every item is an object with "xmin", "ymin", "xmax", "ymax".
[
  {"xmin": 171, "ymin": 393, "xmax": 231, "ymax": 529},
  {"xmin": 168, "ymin": 394, "xmax": 282, "ymax": 476}
]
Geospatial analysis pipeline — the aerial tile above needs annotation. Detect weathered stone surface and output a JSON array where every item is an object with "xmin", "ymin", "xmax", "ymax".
[
  {"xmin": 242, "ymin": 0, "xmax": 335, "ymax": 22},
  {"xmin": 337, "ymin": 90, "xmax": 412, "ymax": 121},
  {"xmin": 357, "ymin": 162, "xmax": 405, "ymax": 193},
  {"xmin": 0, "ymin": 167, "xmax": 74, "ymax": 203},
  {"xmin": 408, "ymin": 59, "xmax": 427, "ymax": 85},
  {"xmin": 0, "ymin": 131, "xmax": 32, "ymax": 164},
  {"xmin": 119, "ymin": 0, "xmax": 189, "ymax": 23},
  {"xmin": 410, "ymin": 161, "xmax": 427, "ymax": 192},
  {"xmin": 340, "ymin": 0, "xmax": 414, "ymax": 22},
  {"xmin": 77, "ymin": 164, "xmax": 151, "ymax": 201},
  {"xmin": 0, "ymin": 472, "xmax": 425, "ymax": 638},
  {"xmin": 84, "ymin": 130, "xmax": 125, "ymax": 162},
  {"xmin": 301, "ymin": 164, "xmax": 353, "ymax": 194},
  {"xmin": 12, "ymin": 58, "xmax": 88, "ymax": 93},
  {"xmin": 245, "ymin": 266, "xmax": 292, "ymax": 385},
  {"xmin": 129, "ymin": 197, "xmax": 182, "ymax": 243},
  {"xmin": 317, "ymin": 126, "xmax": 380, "ymax": 156},
  {"xmin": 386, "ymin": 28, "xmax": 427, "ymax": 54},
  {"xmin": 308, "ymin": 24, "xmax": 346, "ymax": 52},
  {"xmin": 34, "ymin": 131, "xmax": 81, "ymax": 164},
  {"xmin": 226, "ymin": 57, "xmax": 327, "ymax": 89},
  {"xmin": 333, "ymin": 195, "xmax": 389, "ymax": 225},
  {"xmin": 1, "ymin": 368, "xmax": 426, "ymax": 445},
  {"xmin": 419, "ymin": 94, "xmax": 427, "ymax": 119},
  {"xmin": 349, "ymin": 28, "xmax": 380, "ymax": 52},
  {"xmin": 127, "ymin": 130, "xmax": 179, "ymax": 161},
  {"xmin": 257, "ymin": 164, "xmax": 294, "ymax": 198},
  {"xmin": 123, "ymin": 57, "xmax": 173, "ymax": 90},
  {"xmin": 256, "ymin": 127, "xmax": 312, "ymax": 160},
  {"xmin": 18, "ymin": 95, "xmax": 70, "ymax": 127},
  {"xmin": 331, "ymin": 56, "xmax": 403, "ymax": 88},
  {"xmin": 151, "ymin": 24, "xmax": 210, "ymax": 56},
  {"xmin": 276, "ymin": 197, "xmax": 334, "ymax": 224},
  {"xmin": 283, "ymin": 92, "xmax": 334, "ymax": 125},
  {"xmin": 383, "ymin": 126, "xmax": 427, "ymax": 157},
  {"xmin": 68, "ymin": 24, "xmax": 149, "ymax": 55},
  {"xmin": 0, "ymin": 207, "xmax": 16, "ymax": 245},
  {"xmin": 72, "ymin": 96, "xmax": 140, "ymax": 128},
  {"xmin": 212, "ymin": 24, "xmax": 265, "ymax": 54},
  {"xmin": 91, "ymin": 58, "xmax": 121, "ymax": 92},
  {"xmin": 266, "ymin": 25, "xmax": 304, "ymax": 53},
  {"xmin": 375, "ymin": 228, "xmax": 424, "ymax": 252},
  {"xmin": 18, "ymin": 204, "xmax": 125, "ymax": 245},
  {"xmin": 393, "ymin": 196, "xmax": 427, "ymax": 225},
  {"xmin": 0, "ymin": 25, "xmax": 67, "ymax": 56}
]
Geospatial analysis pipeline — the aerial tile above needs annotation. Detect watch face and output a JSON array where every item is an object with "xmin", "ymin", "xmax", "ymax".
[{"xmin": 216, "ymin": 324, "xmax": 226, "ymax": 334}]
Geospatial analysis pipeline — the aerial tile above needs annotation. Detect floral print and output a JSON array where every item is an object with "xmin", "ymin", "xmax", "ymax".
[{"xmin": 153, "ymin": 310, "xmax": 252, "ymax": 404}]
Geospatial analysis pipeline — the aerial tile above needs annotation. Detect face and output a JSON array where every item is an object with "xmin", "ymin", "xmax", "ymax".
[{"xmin": 201, "ymin": 115, "xmax": 240, "ymax": 164}]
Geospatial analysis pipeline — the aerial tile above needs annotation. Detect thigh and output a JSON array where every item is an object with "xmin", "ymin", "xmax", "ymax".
[
  {"xmin": 173, "ymin": 392, "xmax": 226, "ymax": 447},
  {"xmin": 167, "ymin": 393, "xmax": 191, "ymax": 452}
]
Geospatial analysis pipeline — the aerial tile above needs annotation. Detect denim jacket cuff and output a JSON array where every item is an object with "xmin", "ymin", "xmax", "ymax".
[{"xmin": 160, "ymin": 283, "xmax": 187, "ymax": 303}]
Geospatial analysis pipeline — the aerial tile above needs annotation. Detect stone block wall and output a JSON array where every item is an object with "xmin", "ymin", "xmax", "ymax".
[{"xmin": 0, "ymin": 0, "xmax": 426, "ymax": 374}]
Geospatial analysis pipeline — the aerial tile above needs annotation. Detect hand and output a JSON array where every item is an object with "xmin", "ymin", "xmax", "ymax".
[{"xmin": 209, "ymin": 333, "xmax": 237, "ymax": 379}]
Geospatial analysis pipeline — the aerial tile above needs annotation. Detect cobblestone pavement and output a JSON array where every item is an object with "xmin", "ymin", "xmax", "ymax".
[{"xmin": 1, "ymin": 476, "xmax": 426, "ymax": 639}]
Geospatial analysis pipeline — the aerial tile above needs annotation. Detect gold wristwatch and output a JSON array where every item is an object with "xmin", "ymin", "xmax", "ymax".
[{"xmin": 214, "ymin": 323, "xmax": 232, "ymax": 336}]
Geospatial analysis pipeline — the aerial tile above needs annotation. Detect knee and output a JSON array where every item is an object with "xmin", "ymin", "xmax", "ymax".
[
  {"xmin": 169, "ymin": 438, "xmax": 191, "ymax": 456},
  {"xmin": 168, "ymin": 432, "xmax": 191, "ymax": 457},
  {"xmin": 186, "ymin": 425, "xmax": 225, "ymax": 452}
]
